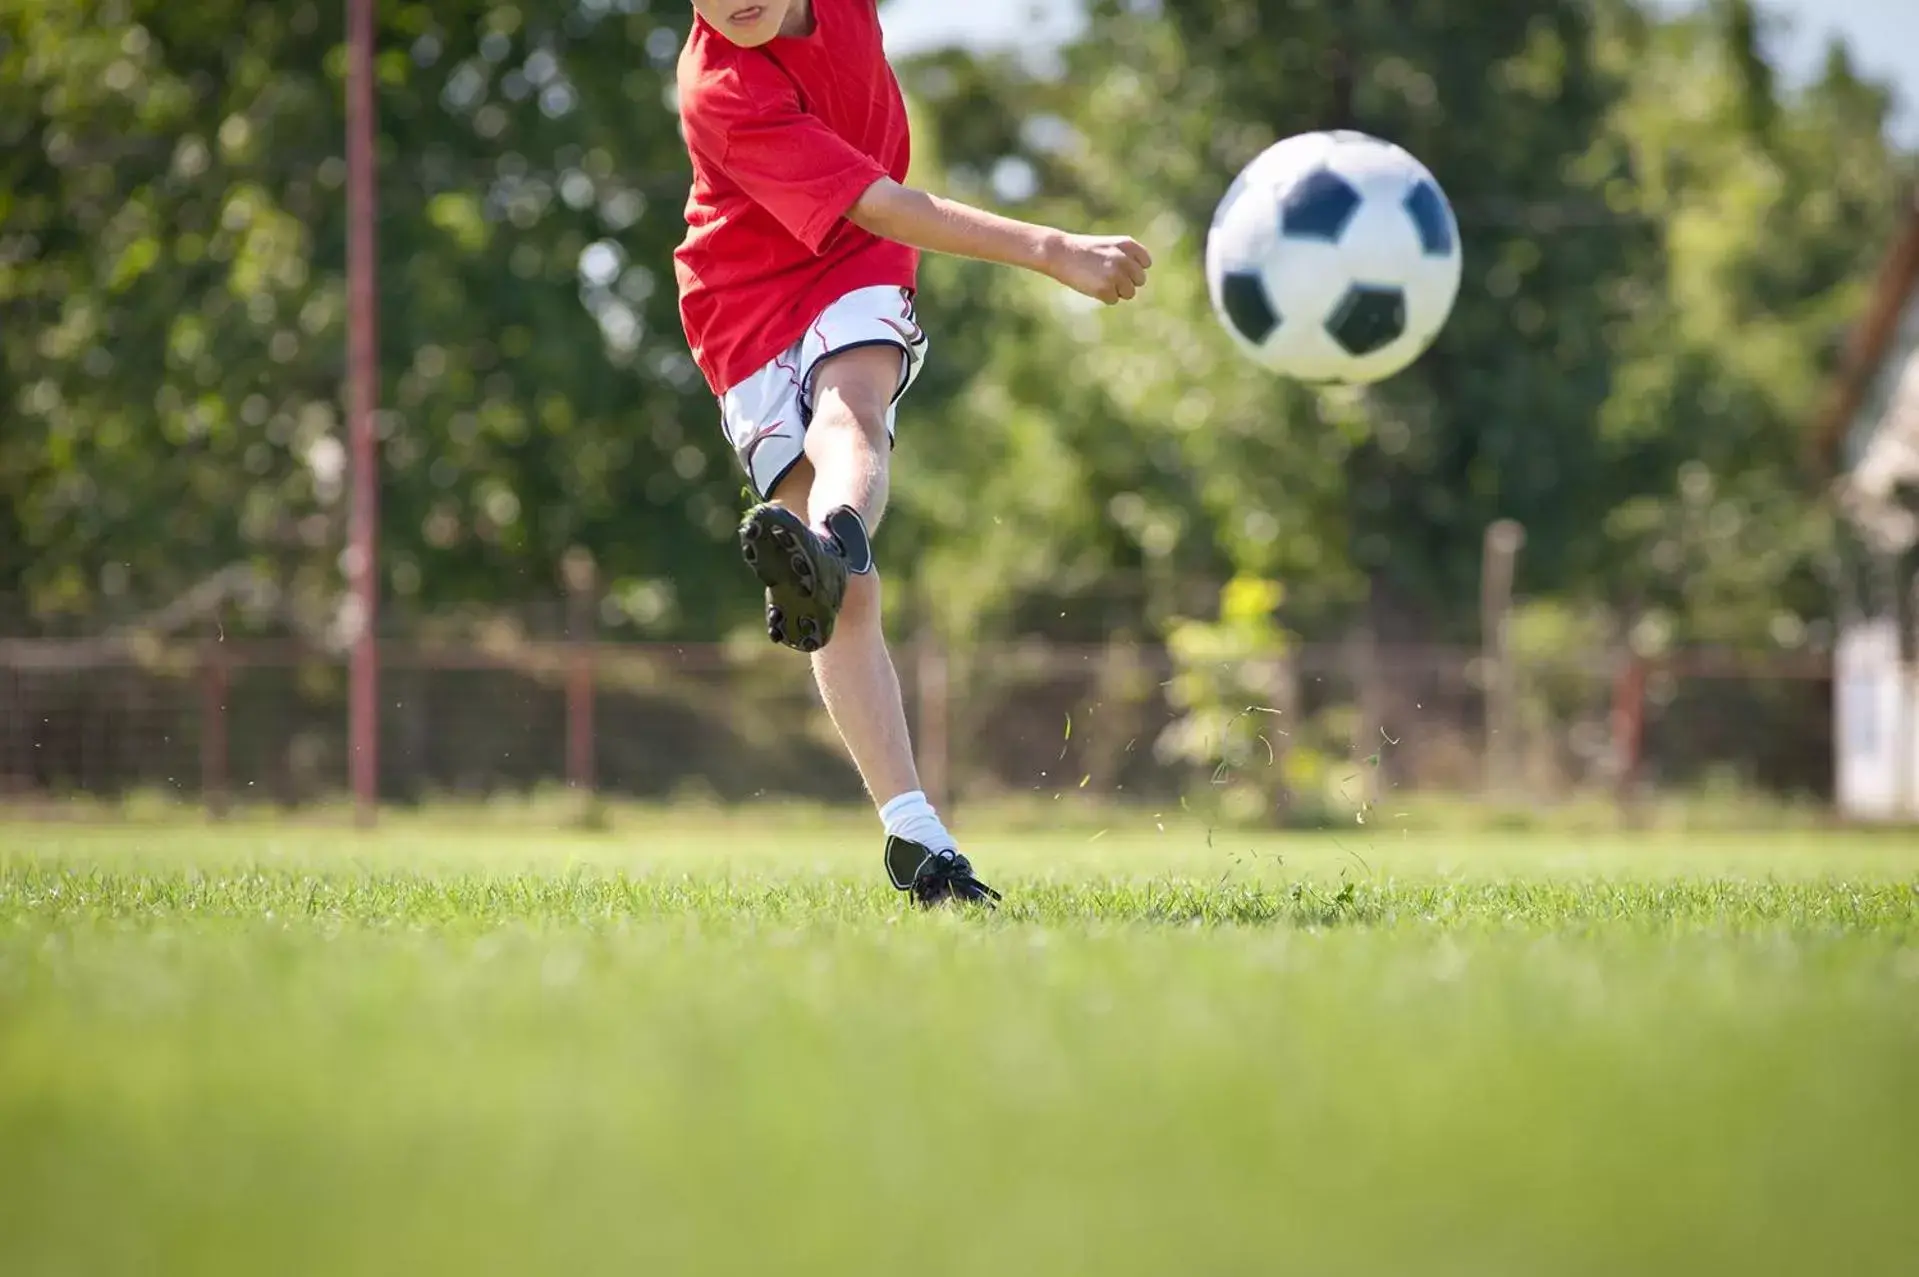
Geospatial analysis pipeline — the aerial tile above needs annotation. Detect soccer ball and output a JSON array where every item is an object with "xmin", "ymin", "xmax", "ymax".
[{"xmin": 1205, "ymin": 130, "xmax": 1462, "ymax": 385}]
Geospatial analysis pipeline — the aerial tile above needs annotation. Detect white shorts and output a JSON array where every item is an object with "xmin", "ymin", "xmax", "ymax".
[{"xmin": 719, "ymin": 285, "xmax": 930, "ymax": 501}]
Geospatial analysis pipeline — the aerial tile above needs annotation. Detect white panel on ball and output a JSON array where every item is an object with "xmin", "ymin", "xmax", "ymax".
[{"xmin": 1205, "ymin": 130, "xmax": 1462, "ymax": 386}]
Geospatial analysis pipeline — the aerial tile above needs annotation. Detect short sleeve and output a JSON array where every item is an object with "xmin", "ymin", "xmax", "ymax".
[{"xmin": 681, "ymin": 62, "xmax": 888, "ymax": 255}]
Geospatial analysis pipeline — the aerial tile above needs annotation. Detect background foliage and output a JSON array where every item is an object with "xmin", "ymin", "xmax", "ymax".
[{"xmin": 1, "ymin": 0, "xmax": 1910, "ymax": 653}]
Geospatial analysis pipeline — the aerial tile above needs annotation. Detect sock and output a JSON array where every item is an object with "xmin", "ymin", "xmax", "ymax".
[{"xmin": 879, "ymin": 790, "xmax": 956, "ymax": 854}]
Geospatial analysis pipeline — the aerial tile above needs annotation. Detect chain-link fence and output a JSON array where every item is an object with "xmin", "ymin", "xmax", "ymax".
[{"xmin": 0, "ymin": 623, "xmax": 1834, "ymax": 820}]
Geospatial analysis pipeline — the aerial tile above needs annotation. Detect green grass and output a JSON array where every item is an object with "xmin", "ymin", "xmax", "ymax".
[{"xmin": 3, "ymin": 817, "xmax": 1917, "ymax": 1276}]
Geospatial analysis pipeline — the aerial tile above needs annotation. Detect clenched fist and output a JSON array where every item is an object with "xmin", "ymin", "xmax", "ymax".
[{"xmin": 1043, "ymin": 233, "xmax": 1154, "ymax": 305}]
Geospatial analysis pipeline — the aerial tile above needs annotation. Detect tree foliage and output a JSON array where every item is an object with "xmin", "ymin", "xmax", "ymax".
[
  {"xmin": 897, "ymin": 0, "xmax": 1910, "ymax": 650},
  {"xmin": 0, "ymin": 0, "xmax": 1910, "ymax": 660},
  {"xmin": 1, "ymin": 0, "xmax": 741, "ymax": 638}
]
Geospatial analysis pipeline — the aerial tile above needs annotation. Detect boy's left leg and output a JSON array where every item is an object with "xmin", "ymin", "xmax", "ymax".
[
  {"xmin": 737, "ymin": 340, "xmax": 997, "ymax": 907},
  {"xmin": 808, "ymin": 348, "xmax": 996, "ymax": 905},
  {"xmin": 795, "ymin": 348, "xmax": 932, "ymax": 824}
]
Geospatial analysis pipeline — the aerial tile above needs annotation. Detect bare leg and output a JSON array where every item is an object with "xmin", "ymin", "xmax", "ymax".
[
  {"xmin": 803, "ymin": 350, "xmax": 894, "ymax": 532},
  {"xmin": 752, "ymin": 344, "xmax": 990, "ymax": 900},
  {"xmin": 774, "ymin": 345, "xmax": 923, "ymax": 811}
]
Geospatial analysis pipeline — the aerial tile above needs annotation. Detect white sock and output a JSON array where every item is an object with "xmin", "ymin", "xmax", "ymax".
[{"xmin": 879, "ymin": 790, "xmax": 956, "ymax": 854}]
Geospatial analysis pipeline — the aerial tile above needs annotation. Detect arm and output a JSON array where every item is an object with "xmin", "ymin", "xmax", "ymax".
[
  {"xmin": 684, "ymin": 66, "xmax": 1151, "ymax": 304},
  {"xmin": 848, "ymin": 179, "xmax": 1059, "ymax": 272},
  {"xmin": 848, "ymin": 177, "xmax": 1153, "ymax": 306}
]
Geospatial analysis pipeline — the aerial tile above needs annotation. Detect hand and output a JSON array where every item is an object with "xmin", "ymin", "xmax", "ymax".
[{"xmin": 1043, "ymin": 233, "xmax": 1153, "ymax": 305}]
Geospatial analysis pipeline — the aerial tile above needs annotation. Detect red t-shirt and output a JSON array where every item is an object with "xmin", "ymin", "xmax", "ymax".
[{"xmin": 673, "ymin": 0, "xmax": 919, "ymax": 396}]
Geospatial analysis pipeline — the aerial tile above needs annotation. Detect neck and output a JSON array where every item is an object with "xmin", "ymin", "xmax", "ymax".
[{"xmin": 780, "ymin": 0, "xmax": 813, "ymax": 38}]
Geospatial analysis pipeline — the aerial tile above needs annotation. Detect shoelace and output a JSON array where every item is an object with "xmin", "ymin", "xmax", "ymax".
[{"xmin": 919, "ymin": 852, "xmax": 1002, "ymax": 903}]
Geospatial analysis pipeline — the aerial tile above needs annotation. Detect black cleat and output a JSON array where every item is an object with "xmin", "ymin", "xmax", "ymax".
[
  {"xmin": 739, "ymin": 503, "xmax": 851, "ymax": 653},
  {"xmin": 884, "ymin": 837, "xmax": 1002, "ymax": 909}
]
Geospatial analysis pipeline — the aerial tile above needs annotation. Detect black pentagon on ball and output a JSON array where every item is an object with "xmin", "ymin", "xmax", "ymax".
[
  {"xmin": 1219, "ymin": 269, "xmax": 1281, "ymax": 344},
  {"xmin": 1403, "ymin": 180, "xmax": 1455, "ymax": 256},
  {"xmin": 1325, "ymin": 284, "xmax": 1407, "ymax": 357},
  {"xmin": 1280, "ymin": 168, "xmax": 1362, "ymax": 242}
]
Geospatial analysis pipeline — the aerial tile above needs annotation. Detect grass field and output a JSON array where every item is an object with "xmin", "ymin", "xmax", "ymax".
[{"xmin": 3, "ymin": 814, "xmax": 1917, "ymax": 1275}]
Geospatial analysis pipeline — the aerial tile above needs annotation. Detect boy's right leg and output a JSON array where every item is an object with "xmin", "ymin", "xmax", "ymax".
[
  {"xmin": 740, "ymin": 349, "xmax": 997, "ymax": 908},
  {"xmin": 780, "ymin": 347, "xmax": 921, "ymax": 812}
]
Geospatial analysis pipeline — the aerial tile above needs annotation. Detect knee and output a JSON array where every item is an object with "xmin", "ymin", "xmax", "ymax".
[
  {"xmin": 808, "ymin": 343, "xmax": 900, "ymax": 455},
  {"xmin": 809, "ymin": 389, "xmax": 890, "ymax": 454}
]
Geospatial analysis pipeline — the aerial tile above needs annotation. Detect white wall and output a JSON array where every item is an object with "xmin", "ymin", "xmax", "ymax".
[
  {"xmin": 1846, "ymin": 293, "xmax": 1919, "ymax": 471},
  {"xmin": 1835, "ymin": 618, "xmax": 1918, "ymax": 821}
]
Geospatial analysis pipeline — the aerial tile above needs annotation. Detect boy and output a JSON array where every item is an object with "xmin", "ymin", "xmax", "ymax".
[{"xmin": 673, "ymin": 0, "xmax": 1152, "ymax": 907}]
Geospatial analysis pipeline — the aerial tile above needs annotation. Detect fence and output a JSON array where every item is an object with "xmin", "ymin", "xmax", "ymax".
[{"xmin": 0, "ymin": 627, "xmax": 1834, "ymax": 821}]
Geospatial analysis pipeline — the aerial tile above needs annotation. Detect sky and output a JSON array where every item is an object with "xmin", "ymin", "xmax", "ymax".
[{"xmin": 882, "ymin": 0, "xmax": 1919, "ymax": 143}]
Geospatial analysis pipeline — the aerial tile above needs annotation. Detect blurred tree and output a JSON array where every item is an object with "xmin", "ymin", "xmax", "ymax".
[
  {"xmin": 893, "ymin": 0, "xmax": 1909, "ymax": 661},
  {"xmin": 1584, "ymin": 1, "xmax": 1909, "ymax": 651},
  {"xmin": 0, "ymin": 0, "xmax": 1908, "ymax": 670},
  {"xmin": 899, "ymin": 1, "xmax": 1647, "ymax": 650},
  {"xmin": 0, "ymin": 0, "xmax": 746, "ymax": 639}
]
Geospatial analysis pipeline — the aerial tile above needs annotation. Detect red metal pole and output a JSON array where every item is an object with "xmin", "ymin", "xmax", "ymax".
[
  {"xmin": 916, "ymin": 629, "xmax": 951, "ymax": 818},
  {"xmin": 566, "ymin": 652, "xmax": 596, "ymax": 794},
  {"xmin": 1611, "ymin": 654, "xmax": 1648, "ymax": 804},
  {"xmin": 564, "ymin": 553, "xmax": 598, "ymax": 795},
  {"xmin": 346, "ymin": 0, "xmax": 379, "ymax": 826}
]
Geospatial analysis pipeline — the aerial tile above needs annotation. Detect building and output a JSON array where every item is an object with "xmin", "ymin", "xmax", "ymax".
[{"xmin": 1816, "ymin": 191, "xmax": 1919, "ymax": 821}]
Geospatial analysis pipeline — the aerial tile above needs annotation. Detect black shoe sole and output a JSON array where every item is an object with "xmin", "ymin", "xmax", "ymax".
[{"xmin": 739, "ymin": 505, "xmax": 846, "ymax": 654}]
